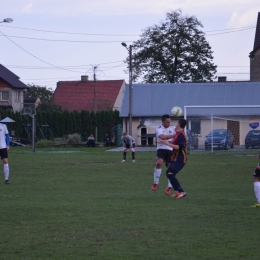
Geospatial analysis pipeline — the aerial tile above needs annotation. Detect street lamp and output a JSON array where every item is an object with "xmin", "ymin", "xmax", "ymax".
[
  {"xmin": 0, "ymin": 18, "xmax": 13, "ymax": 23},
  {"xmin": 121, "ymin": 42, "xmax": 133, "ymax": 136}
]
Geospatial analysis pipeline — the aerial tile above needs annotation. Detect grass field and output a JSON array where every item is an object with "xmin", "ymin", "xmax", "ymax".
[{"xmin": 1, "ymin": 146, "xmax": 260, "ymax": 260}]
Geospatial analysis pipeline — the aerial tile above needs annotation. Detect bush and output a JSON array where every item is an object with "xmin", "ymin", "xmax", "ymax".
[
  {"xmin": 36, "ymin": 140, "xmax": 54, "ymax": 148},
  {"xmin": 67, "ymin": 133, "xmax": 81, "ymax": 145}
]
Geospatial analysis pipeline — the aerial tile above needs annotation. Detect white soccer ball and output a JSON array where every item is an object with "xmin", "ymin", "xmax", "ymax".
[{"xmin": 171, "ymin": 106, "xmax": 182, "ymax": 117}]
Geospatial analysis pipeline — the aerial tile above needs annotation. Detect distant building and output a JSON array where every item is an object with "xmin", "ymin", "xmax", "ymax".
[
  {"xmin": 53, "ymin": 76, "xmax": 125, "ymax": 112},
  {"xmin": 0, "ymin": 64, "xmax": 29, "ymax": 112},
  {"xmin": 249, "ymin": 12, "xmax": 260, "ymax": 82}
]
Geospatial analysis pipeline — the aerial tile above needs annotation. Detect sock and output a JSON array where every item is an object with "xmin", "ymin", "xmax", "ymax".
[
  {"xmin": 132, "ymin": 152, "xmax": 135, "ymax": 160},
  {"xmin": 123, "ymin": 152, "xmax": 126, "ymax": 160},
  {"xmin": 154, "ymin": 168, "xmax": 162, "ymax": 184},
  {"xmin": 4, "ymin": 164, "xmax": 9, "ymax": 181},
  {"xmin": 254, "ymin": 182, "xmax": 260, "ymax": 203},
  {"xmin": 167, "ymin": 179, "xmax": 172, "ymax": 188},
  {"xmin": 167, "ymin": 172, "xmax": 184, "ymax": 192}
]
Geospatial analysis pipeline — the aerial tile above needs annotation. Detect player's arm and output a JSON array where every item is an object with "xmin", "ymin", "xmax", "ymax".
[
  {"xmin": 257, "ymin": 163, "xmax": 260, "ymax": 170},
  {"xmin": 5, "ymin": 133, "xmax": 10, "ymax": 151},
  {"xmin": 159, "ymin": 134, "xmax": 184, "ymax": 150}
]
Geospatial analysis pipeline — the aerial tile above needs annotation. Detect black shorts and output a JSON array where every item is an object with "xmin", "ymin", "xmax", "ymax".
[
  {"xmin": 167, "ymin": 161, "xmax": 185, "ymax": 174},
  {"xmin": 0, "ymin": 148, "xmax": 8, "ymax": 160},
  {"xmin": 156, "ymin": 149, "xmax": 172, "ymax": 165},
  {"xmin": 253, "ymin": 169, "xmax": 260, "ymax": 178},
  {"xmin": 126, "ymin": 143, "xmax": 135, "ymax": 149}
]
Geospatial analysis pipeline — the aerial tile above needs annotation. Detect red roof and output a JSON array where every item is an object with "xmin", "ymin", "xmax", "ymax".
[{"xmin": 54, "ymin": 80, "xmax": 125, "ymax": 112}]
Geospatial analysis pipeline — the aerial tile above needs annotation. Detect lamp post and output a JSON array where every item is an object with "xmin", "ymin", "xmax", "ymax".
[
  {"xmin": 0, "ymin": 18, "xmax": 13, "ymax": 23},
  {"xmin": 121, "ymin": 42, "xmax": 133, "ymax": 136}
]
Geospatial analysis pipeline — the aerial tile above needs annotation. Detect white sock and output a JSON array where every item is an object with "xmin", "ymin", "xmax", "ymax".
[
  {"xmin": 4, "ymin": 163, "xmax": 9, "ymax": 180},
  {"xmin": 254, "ymin": 182, "xmax": 260, "ymax": 203},
  {"xmin": 167, "ymin": 179, "xmax": 172, "ymax": 188},
  {"xmin": 154, "ymin": 168, "xmax": 162, "ymax": 184}
]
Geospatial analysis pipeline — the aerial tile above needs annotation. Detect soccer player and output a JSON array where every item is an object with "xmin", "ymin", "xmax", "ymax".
[
  {"xmin": 0, "ymin": 122, "xmax": 10, "ymax": 184},
  {"xmin": 121, "ymin": 132, "xmax": 136, "ymax": 162},
  {"xmin": 159, "ymin": 119, "xmax": 187, "ymax": 199},
  {"xmin": 151, "ymin": 114, "xmax": 176, "ymax": 195},
  {"xmin": 251, "ymin": 156, "xmax": 260, "ymax": 207}
]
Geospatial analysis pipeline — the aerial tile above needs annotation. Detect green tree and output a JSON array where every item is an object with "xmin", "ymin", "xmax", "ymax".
[
  {"xmin": 24, "ymin": 84, "xmax": 62, "ymax": 112},
  {"xmin": 130, "ymin": 10, "xmax": 217, "ymax": 83}
]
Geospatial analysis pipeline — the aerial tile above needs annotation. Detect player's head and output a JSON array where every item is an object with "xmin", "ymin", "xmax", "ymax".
[
  {"xmin": 123, "ymin": 132, "xmax": 128, "ymax": 137},
  {"xmin": 177, "ymin": 119, "xmax": 187, "ymax": 129},
  {"xmin": 161, "ymin": 114, "xmax": 171, "ymax": 128}
]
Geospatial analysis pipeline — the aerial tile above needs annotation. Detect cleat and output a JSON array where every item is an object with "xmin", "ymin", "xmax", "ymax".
[
  {"xmin": 121, "ymin": 160, "xmax": 126, "ymax": 162},
  {"xmin": 176, "ymin": 192, "xmax": 187, "ymax": 199},
  {"xmin": 132, "ymin": 160, "xmax": 135, "ymax": 162},
  {"xmin": 5, "ymin": 180, "xmax": 10, "ymax": 184},
  {"xmin": 171, "ymin": 191, "xmax": 180, "ymax": 198},
  {"xmin": 165, "ymin": 187, "xmax": 172, "ymax": 195},
  {"xmin": 250, "ymin": 203, "xmax": 260, "ymax": 208},
  {"xmin": 151, "ymin": 183, "xmax": 159, "ymax": 191}
]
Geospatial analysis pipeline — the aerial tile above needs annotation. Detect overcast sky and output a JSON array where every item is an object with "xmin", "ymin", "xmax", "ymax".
[{"xmin": 0, "ymin": 0, "xmax": 259, "ymax": 90}]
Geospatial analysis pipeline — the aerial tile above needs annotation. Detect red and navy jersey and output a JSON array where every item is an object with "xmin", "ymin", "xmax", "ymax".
[{"xmin": 170, "ymin": 130, "xmax": 187, "ymax": 163}]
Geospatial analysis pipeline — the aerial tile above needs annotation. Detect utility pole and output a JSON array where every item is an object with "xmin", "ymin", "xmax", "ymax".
[
  {"xmin": 93, "ymin": 65, "xmax": 98, "ymax": 141},
  {"xmin": 93, "ymin": 66, "xmax": 97, "ymax": 113}
]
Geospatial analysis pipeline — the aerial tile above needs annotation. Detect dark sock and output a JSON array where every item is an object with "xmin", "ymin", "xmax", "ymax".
[
  {"xmin": 132, "ymin": 152, "xmax": 135, "ymax": 160},
  {"xmin": 123, "ymin": 152, "xmax": 126, "ymax": 160}
]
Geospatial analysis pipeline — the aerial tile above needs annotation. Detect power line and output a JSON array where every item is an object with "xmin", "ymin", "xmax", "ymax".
[
  {"xmin": 0, "ymin": 30, "xmax": 81, "ymax": 73},
  {"xmin": 0, "ymin": 24, "xmax": 255, "ymax": 36},
  {"xmin": 0, "ymin": 34, "xmax": 133, "ymax": 43}
]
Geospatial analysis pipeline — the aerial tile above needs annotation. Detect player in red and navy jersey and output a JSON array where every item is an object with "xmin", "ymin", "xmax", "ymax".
[
  {"xmin": 159, "ymin": 119, "xmax": 187, "ymax": 199},
  {"xmin": 251, "ymin": 155, "xmax": 260, "ymax": 207}
]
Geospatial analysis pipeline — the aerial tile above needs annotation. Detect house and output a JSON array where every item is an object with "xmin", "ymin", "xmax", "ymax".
[
  {"xmin": 249, "ymin": 12, "xmax": 260, "ymax": 81},
  {"xmin": 0, "ymin": 64, "xmax": 29, "ymax": 112},
  {"xmin": 120, "ymin": 82, "xmax": 260, "ymax": 146},
  {"xmin": 53, "ymin": 76, "xmax": 125, "ymax": 112}
]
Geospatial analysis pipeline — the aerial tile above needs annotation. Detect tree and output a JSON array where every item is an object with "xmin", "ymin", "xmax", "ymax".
[
  {"xmin": 24, "ymin": 84, "xmax": 62, "ymax": 112},
  {"xmin": 131, "ymin": 10, "xmax": 217, "ymax": 83}
]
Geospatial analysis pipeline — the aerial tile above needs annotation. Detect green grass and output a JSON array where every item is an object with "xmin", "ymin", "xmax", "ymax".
[{"xmin": 1, "ymin": 147, "xmax": 260, "ymax": 259}]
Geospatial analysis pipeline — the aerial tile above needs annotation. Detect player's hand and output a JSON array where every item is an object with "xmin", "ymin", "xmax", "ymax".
[
  {"xmin": 159, "ymin": 140, "xmax": 168, "ymax": 145},
  {"xmin": 6, "ymin": 146, "xmax": 10, "ymax": 151}
]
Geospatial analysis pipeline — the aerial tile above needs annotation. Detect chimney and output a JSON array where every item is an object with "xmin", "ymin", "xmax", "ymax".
[
  {"xmin": 81, "ymin": 75, "xmax": 88, "ymax": 82},
  {"xmin": 218, "ymin": 76, "xmax": 227, "ymax": 82}
]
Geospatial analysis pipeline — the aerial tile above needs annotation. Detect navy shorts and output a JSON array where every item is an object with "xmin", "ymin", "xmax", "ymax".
[
  {"xmin": 0, "ymin": 148, "xmax": 8, "ymax": 160},
  {"xmin": 167, "ymin": 161, "xmax": 185, "ymax": 175},
  {"xmin": 253, "ymin": 169, "xmax": 260, "ymax": 178}
]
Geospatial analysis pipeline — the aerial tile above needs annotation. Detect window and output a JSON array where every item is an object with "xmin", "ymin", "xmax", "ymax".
[
  {"xmin": 15, "ymin": 91, "xmax": 20, "ymax": 102},
  {"xmin": 1, "ymin": 91, "xmax": 9, "ymax": 101}
]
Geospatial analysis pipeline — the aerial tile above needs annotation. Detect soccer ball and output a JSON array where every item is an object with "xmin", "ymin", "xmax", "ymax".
[{"xmin": 171, "ymin": 106, "xmax": 182, "ymax": 117}]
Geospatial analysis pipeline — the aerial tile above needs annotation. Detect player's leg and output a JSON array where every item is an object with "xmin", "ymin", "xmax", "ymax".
[
  {"xmin": 252, "ymin": 177, "xmax": 260, "ymax": 207},
  {"xmin": 131, "ymin": 144, "xmax": 136, "ymax": 162},
  {"xmin": 1, "ymin": 149, "xmax": 10, "ymax": 184},
  {"xmin": 166, "ymin": 162, "xmax": 186, "ymax": 198},
  {"xmin": 121, "ymin": 147, "xmax": 127, "ymax": 162},
  {"xmin": 151, "ymin": 151, "xmax": 164, "ymax": 190},
  {"xmin": 164, "ymin": 150, "xmax": 173, "ymax": 195}
]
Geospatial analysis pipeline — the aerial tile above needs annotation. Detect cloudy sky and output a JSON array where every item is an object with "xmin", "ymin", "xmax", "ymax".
[{"xmin": 0, "ymin": 0, "xmax": 259, "ymax": 89}]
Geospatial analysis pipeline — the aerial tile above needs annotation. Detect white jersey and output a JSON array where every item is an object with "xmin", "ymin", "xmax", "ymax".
[
  {"xmin": 0, "ymin": 123, "xmax": 9, "ymax": 149},
  {"xmin": 156, "ymin": 125, "xmax": 176, "ymax": 151}
]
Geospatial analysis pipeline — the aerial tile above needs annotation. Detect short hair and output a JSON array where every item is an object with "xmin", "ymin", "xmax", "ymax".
[
  {"xmin": 161, "ymin": 114, "xmax": 170, "ymax": 122},
  {"xmin": 178, "ymin": 119, "xmax": 187, "ymax": 129},
  {"xmin": 123, "ymin": 132, "xmax": 127, "ymax": 136}
]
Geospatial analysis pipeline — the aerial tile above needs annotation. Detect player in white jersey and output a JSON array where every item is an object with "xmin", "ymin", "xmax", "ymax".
[
  {"xmin": 121, "ymin": 132, "xmax": 136, "ymax": 162},
  {"xmin": 151, "ymin": 114, "xmax": 176, "ymax": 195},
  {"xmin": 0, "ymin": 123, "xmax": 10, "ymax": 184}
]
